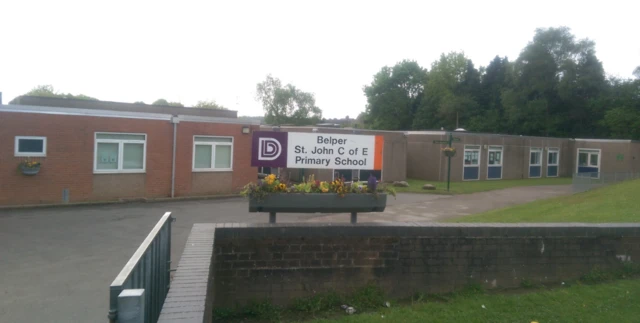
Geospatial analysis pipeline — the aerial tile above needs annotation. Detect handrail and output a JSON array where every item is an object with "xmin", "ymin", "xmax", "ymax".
[{"xmin": 108, "ymin": 212, "xmax": 173, "ymax": 323}]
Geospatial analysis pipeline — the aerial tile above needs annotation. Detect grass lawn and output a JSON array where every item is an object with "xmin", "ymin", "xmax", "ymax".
[
  {"xmin": 392, "ymin": 177, "xmax": 572, "ymax": 195},
  {"xmin": 450, "ymin": 178, "xmax": 640, "ymax": 223},
  {"xmin": 310, "ymin": 279, "xmax": 640, "ymax": 323}
]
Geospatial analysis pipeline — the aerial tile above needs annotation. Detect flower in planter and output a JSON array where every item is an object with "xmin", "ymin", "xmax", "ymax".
[
  {"xmin": 19, "ymin": 160, "xmax": 41, "ymax": 169},
  {"xmin": 240, "ymin": 172, "xmax": 396, "ymax": 199},
  {"xmin": 367, "ymin": 174, "xmax": 378, "ymax": 193},
  {"xmin": 441, "ymin": 147, "xmax": 456, "ymax": 153}
]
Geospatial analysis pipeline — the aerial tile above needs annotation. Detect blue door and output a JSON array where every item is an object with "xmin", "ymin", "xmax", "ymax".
[
  {"xmin": 547, "ymin": 148, "xmax": 559, "ymax": 177},
  {"xmin": 529, "ymin": 148, "xmax": 542, "ymax": 178},
  {"xmin": 463, "ymin": 146, "xmax": 481, "ymax": 180},
  {"xmin": 487, "ymin": 146, "xmax": 503, "ymax": 179}
]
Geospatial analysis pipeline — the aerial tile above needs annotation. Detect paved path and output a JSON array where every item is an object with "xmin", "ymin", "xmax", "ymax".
[{"xmin": 0, "ymin": 185, "xmax": 571, "ymax": 323}]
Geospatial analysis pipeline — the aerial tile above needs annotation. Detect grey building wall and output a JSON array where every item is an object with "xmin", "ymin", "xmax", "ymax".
[
  {"xmin": 407, "ymin": 132, "xmax": 576, "ymax": 182},
  {"xmin": 572, "ymin": 139, "xmax": 640, "ymax": 174}
]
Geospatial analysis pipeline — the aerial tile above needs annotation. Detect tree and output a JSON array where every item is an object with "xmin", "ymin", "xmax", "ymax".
[
  {"xmin": 633, "ymin": 66, "xmax": 640, "ymax": 79},
  {"xmin": 600, "ymin": 78, "xmax": 640, "ymax": 139},
  {"xmin": 21, "ymin": 85, "xmax": 98, "ymax": 100},
  {"xmin": 255, "ymin": 75, "xmax": 322, "ymax": 126},
  {"xmin": 152, "ymin": 99, "xmax": 184, "ymax": 107},
  {"xmin": 194, "ymin": 100, "xmax": 227, "ymax": 110},
  {"xmin": 363, "ymin": 60, "xmax": 426, "ymax": 130},
  {"xmin": 413, "ymin": 52, "xmax": 479, "ymax": 130},
  {"xmin": 468, "ymin": 56, "xmax": 511, "ymax": 133},
  {"xmin": 503, "ymin": 27, "xmax": 606, "ymax": 137}
]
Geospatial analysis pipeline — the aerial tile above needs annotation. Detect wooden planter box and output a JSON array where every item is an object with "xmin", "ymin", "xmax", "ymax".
[{"xmin": 249, "ymin": 193, "xmax": 387, "ymax": 223}]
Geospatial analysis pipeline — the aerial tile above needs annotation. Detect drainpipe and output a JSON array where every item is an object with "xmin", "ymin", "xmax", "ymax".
[{"xmin": 171, "ymin": 116, "xmax": 180, "ymax": 198}]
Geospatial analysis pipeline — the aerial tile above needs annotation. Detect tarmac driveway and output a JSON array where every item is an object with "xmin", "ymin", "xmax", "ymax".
[{"xmin": 0, "ymin": 185, "xmax": 571, "ymax": 323}]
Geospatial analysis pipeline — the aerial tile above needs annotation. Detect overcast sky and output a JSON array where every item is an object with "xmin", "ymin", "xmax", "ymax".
[{"xmin": 1, "ymin": 0, "xmax": 638, "ymax": 118}]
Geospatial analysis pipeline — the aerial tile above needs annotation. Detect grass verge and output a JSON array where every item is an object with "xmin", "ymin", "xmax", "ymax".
[
  {"xmin": 310, "ymin": 278, "xmax": 640, "ymax": 323},
  {"xmin": 393, "ymin": 177, "xmax": 571, "ymax": 195},
  {"xmin": 450, "ymin": 178, "xmax": 640, "ymax": 223},
  {"xmin": 214, "ymin": 264, "xmax": 640, "ymax": 322}
]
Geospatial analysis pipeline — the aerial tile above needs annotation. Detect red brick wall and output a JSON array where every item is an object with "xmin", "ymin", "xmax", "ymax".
[
  {"xmin": 174, "ymin": 122, "xmax": 258, "ymax": 196},
  {"xmin": 0, "ymin": 112, "xmax": 173, "ymax": 205},
  {"xmin": 0, "ymin": 111, "xmax": 258, "ymax": 206}
]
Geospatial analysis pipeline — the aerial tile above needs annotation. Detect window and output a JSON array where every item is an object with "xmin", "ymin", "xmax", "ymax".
[
  {"xmin": 359, "ymin": 170, "xmax": 382, "ymax": 182},
  {"xmin": 547, "ymin": 148, "xmax": 559, "ymax": 166},
  {"xmin": 464, "ymin": 145, "xmax": 480, "ymax": 166},
  {"xmin": 578, "ymin": 149, "xmax": 600, "ymax": 167},
  {"xmin": 488, "ymin": 146, "xmax": 503, "ymax": 166},
  {"xmin": 529, "ymin": 148, "xmax": 542, "ymax": 166},
  {"xmin": 94, "ymin": 133, "xmax": 146, "ymax": 173},
  {"xmin": 193, "ymin": 136, "xmax": 233, "ymax": 171},
  {"xmin": 15, "ymin": 136, "xmax": 47, "ymax": 157}
]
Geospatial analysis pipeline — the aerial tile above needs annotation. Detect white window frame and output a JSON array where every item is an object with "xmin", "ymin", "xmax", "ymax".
[
  {"xmin": 529, "ymin": 147, "xmax": 542, "ymax": 178},
  {"xmin": 486, "ymin": 145, "xmax": 503, "ymax": 180},
  {"xmin": 192, "ymin": 136, "xmax": 234, "ymax": 172},
  {"xmin": 462, "ymin": 145, "xmax": 481, "ymax": 181},
  {"xmin": 547, "ymin": 147, "xmax": 560, "ymax": 178},
  {"xmin": 576, "ymin": 148, "xmax": 601, "ymax": 173},
  {"xmin": 15, "ymin": 136, "xmax": 47, "ymax": 157},
  {"xmin": 94, "ymin": 132, "xmax": 147, "ymax": 174}
]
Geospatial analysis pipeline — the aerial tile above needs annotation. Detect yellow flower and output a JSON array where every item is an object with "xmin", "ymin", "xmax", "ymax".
[{"xmin": 321, "ymin": 187, "xmax": 328, "ymax": 193}]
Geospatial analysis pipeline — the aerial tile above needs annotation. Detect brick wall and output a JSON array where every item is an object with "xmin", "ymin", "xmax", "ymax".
[
  {"xmin": 0, "ymin": 111, "xmax": 258, "ymax": 206},
  {"xmin": 211, "ymin": 223, "xmax": 640, "ymax": 308},
  {"xmin": 174, "ymin": 122, "xmax": 258, "ymax": 196},
  {"xmin": 0, "ymin": 112, "xmax": 173, "ymax": 205}
]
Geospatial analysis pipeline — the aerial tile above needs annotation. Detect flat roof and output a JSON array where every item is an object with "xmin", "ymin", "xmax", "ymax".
[
  {"xmin": 9, "ymin": 96, "xmax": 238, "ymax": 119},
  {"xmin": 0, "ymin": 104, "xmax": 259, "ymax": 125}
]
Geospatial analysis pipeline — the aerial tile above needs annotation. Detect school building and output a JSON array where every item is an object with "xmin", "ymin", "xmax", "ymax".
[
  {"xmin": 1, "ymin": 96, "xmax": 260, "ymax": 206},
  {"xmin": 406, "ymin": 131, "xmax": 640, "ymax": 181},
  {"xmin": 1, "ymin": 95, "xmax": 638, "ymax": 206}
]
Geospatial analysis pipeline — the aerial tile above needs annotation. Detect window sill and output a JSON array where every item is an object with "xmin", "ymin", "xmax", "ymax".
[
  {"xmin": 192, "ymin": 169, "xmax": 233, "ymax": 173},
  {"xmin": 93, "ymin": 170, "xmax": 146, "ymax": 174},
  {"xmin": 15, "ymin": 153, "xmax": 47, "ymax": 157}
]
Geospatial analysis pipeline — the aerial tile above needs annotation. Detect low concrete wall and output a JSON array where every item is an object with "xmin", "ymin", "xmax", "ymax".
[{"xmin": 211, "ymin": 223, "xmax": 640, "ymax": 308}]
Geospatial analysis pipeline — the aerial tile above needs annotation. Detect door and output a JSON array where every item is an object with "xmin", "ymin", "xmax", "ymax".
[
  {"xmin": 463, "ymin": 145, "xmax": 481, "ymax": 180},
  {"xmin": 529, "ymin": 148, "xmax": 542, "ymax": 178},
  {"xmin": 547, "ymin": 148, "xmax": 559, "ymax": 177},
  {"xmin": 487, "ymin": 146, "xmax": 503, "ymax": 180}
]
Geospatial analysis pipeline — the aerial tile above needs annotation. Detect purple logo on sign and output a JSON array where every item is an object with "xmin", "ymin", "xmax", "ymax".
[{"xmin": 251, "ymin": 131, "xmax": 287, "ymax": 168}]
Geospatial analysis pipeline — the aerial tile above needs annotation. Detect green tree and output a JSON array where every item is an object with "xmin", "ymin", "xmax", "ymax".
[
  {"xmin": 413, "ymin": 52, "xmax": 479, "ymax": 130},
  {"xmin": 600, "ymin": 78, "xmax": 640, "ymax": 139},
  {"xmin": 194, "ymin": 100, "xmax": 227, "ymax": 110},
  {"xmin": 468, "ymin": 56, "xmax": 511, "ymax": 133},
  {"xmin": 255, "ymin": 75, "xmax": 322, "ymax": 126},
  {"xmin": 503, "ymin": 27, "xmax": 606, "ymax": 137},
  {"xmin": 363, "ymin": 60, "xmax": 426, "ymax": 130},
  {"xmin": 152, "ymin": 99, "xmax": 184, "ymax": 107},
  {"xmin": 22, "ymin": 85, "xmax": 98, "ymax": 100}
]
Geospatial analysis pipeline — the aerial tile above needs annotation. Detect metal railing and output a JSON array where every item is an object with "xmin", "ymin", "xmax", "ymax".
[
  {"xmin": 108, "ymin": 212, "xmax": 173, "ymax": 323},
  {"xmin": 572, "ymin": 172, "xmax": 640, "ymax": 193}
]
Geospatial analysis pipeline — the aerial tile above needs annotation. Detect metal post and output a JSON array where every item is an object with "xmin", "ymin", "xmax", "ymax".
[
  {"xmin": 269, "ymin": 212, "xmax": 276, "ymax": 223},
  {"xmin": 351, "ymin": 212, "xmax": 357, "ymax": 224},
  {"xmin": 447, "ymin": 133, "xmax": 452, "ymax": 192},
  {"xmin": 118, "ymin": 289, "xmax": 145, "ymax": 323},
  {"xmin": 170, "ymin": 119, "xmax": 178, "ymax": 198}
]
